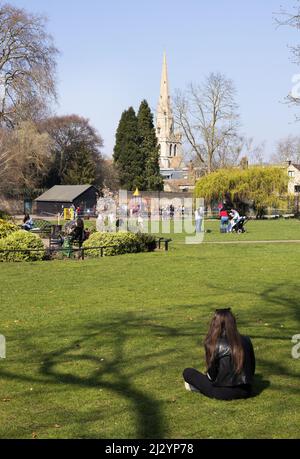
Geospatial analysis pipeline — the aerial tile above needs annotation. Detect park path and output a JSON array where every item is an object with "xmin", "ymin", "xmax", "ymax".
[
  {"xmin": 202, "ymin": 240, "xmax": 300, "ymax": 245},
  {"xmin": 176, "ymin": 239, "xmax": 300, "ymax": 245}
]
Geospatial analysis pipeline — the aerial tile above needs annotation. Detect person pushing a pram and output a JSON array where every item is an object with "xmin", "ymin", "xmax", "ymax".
[
  {"xmin": 228, "ymin": 209, "xmax": 248, "ymax": 233},
  {"xmin": 228, "ymin": 209, "xmax": 241, "ymax": 233}
]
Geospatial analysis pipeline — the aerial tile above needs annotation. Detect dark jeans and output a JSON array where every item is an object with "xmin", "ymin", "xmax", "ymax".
[{"xmin": 183, "ymin": 368, "xmax": 252, "ymax": 401}]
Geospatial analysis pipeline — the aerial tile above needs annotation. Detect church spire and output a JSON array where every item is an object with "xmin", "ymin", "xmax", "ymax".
[
  {"xmin": 156, "ymin": 52, "xmax": 182, "ymax": 169},
  {"xmin": 156, "ymin": 53, "xmax": 173, "ymax": 141},
  {"xmin": 158, "ymin": 52, "xmax": 172, "ymax": 120}
]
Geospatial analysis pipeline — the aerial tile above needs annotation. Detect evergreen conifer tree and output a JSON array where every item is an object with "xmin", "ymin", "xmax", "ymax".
[
  {"xmin": 137, "ymin": 100, "xmax": 164, "ymax": 191},
  {"xmin": 63, "ymin": 146, "xmax": 96, "ymax": 185},
  {"xmin": 113, "ymin": 107, "xmax": 145, "ymax": 190}
]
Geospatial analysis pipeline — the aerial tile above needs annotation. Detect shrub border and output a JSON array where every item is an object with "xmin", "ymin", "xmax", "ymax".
[{"xmin": 0, "ymin": 238, "xmax": 172, "ymax": 262}]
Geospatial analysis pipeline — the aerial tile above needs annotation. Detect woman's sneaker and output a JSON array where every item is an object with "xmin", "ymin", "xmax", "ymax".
[{"xmin": 184, "ymin": 382, "xmax": 200, "ymax": 392}]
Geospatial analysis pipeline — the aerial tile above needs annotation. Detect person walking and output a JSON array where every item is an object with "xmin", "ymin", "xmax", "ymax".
[
  {"xmin": 170, "ymin": 204, "xmax": 175, "ymax": 219},
  {"xmin": 195, "ymin": 207, "xmax": 203, "ymax": 233},
  {"xmin": 183, "ymin": 309, "xmax": 256, "ymax": 401},
  {"xmin": 228, "ymin": 208, "xmax": 240, "ymax": 233}
]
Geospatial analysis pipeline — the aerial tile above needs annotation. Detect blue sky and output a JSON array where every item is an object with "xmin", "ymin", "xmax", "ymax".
[{"xmin": 10, "ymin": 0, "xmax": 300, "ymax": 159}]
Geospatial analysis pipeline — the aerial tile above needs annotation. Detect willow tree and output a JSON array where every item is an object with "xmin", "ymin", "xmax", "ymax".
[
  {"xmin": 0, "ymin": 121, "xmax": 52, "ymax": 196},
  {"xmin": 195, "ymin": 166, "xmax": 289, "ymax": 217}
]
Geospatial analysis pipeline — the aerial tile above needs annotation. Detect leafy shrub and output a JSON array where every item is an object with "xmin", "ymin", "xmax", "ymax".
[
  {"xmin": 0, "ymin": 230, "xmax": 45, "ymax": 262},
  {"xmin": 0, "ymin": 219, "xmax": 19, "ymax": 240},
  {"xmin": 0, "ymin": 210, "xmax": 11, "ymax": 220},
  {"xmin": 135, "ymin": 232, "xmax": 157, "ymax": 252},
  {"xmin": 82, "ymin": 231, "xmax": 156, "ymax": 257},
  {"xmin": 86, "ymin": 224, "xmax": 97, "ymax": 236}
]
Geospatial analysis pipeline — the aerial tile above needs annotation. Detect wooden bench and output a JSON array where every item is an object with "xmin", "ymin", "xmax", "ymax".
[
  {"xmin": 30, "ymin": 220, "xmax": 52, "ymax": 236},
  {"xmin": 263, "ymin": 215, "xmax": 280, "ymax": 220},
  {"xmin": 156, "ymin": 237, "xmax": 172, "ymax": 251}
]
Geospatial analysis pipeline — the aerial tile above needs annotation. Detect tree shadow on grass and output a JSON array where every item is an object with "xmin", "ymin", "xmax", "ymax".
[
  {"xmin": 0, "ymin": 311, "xmax": 197, "ymax": 439},
  {"xmin": 251, "ymin": 373, "xmax": 271, "ymax": 398},
  {"xmin": 1, "ymin": 289, "xmax": 298, "ymax": 437}
]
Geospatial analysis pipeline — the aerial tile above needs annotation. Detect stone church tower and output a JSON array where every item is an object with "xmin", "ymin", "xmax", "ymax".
[{"xmin": 156, "ymin": 53, "xmax": 182, "ymax": 169}]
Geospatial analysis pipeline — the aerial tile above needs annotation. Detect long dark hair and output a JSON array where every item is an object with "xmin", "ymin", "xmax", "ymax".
[
  {"xmin": 204, "ymin": 309, "xmax": 244, "ymax": 374},
  {"xmin": 23, "ymin": 214, "xmax": 30, "ymax": 223},
  {"xmin": 76, "ymin": 217, "xmax": 84, "ymax": 229}
]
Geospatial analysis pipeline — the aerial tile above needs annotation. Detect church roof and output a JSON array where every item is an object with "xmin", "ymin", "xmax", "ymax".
[
  {"xmin": 160, "ymin": 169, "xmax": 185, "ymax": 180},
  {"xmin": 164, "ymin": 178, "xmax": 196, "ymax": 193}
]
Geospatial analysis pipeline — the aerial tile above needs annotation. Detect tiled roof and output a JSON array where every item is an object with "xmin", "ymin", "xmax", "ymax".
[
  {"xmin": 35, "ymin": 185, "xmax": 96, "ymax": 202},
  {"xmin": 164, "ymin": 178, "xmax": 195, "ymax": 192}
]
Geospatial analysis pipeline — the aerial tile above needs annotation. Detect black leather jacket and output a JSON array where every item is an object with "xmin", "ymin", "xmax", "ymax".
[{"xmin": 207, "ymin": 335, "xmax": 255, "ymax": 387}]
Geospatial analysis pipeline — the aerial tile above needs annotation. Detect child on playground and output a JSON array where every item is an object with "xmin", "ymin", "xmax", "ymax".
[{"xmin": 183, "ymin": 308, "xmax": 256, "ymax": 401}]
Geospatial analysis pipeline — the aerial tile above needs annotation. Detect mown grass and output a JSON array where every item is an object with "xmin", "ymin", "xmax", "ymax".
[
  {"xmin": 155, "ymin": 217, "xmax": 300, "ymax": 243},
  {"xmin": 0, "ymin": 220, "xmax": 299, "ymax": 439}
]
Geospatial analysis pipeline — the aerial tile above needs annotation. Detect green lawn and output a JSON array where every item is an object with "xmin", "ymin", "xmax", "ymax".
[
  {"xmin": 0, "ymin": 220, "xmax": 299, "ymax": 439},
  {"xmin": 155, "ymin": 217, "xmax": 300, "ymax": 243}
]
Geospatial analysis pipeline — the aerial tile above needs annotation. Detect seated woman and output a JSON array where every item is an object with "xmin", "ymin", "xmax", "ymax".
[
  {"xmin": 22, "ymin": 214, "xmax": 34, "ymax": 231},
  {"xmin": 183, "ymin": 308, "xmax": 256, "ymax": 401}
]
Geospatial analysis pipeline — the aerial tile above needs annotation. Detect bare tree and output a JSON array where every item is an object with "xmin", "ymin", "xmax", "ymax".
[
  {"xmin": 38, "ymin": 115, "xmax": 104, "ymax": 187},
  {"xmin": 174, "ymin": 73, "xmax": 242, "ymax": 173},
  {"xmin": 213, "ymin": 134, "xmax": 244, "ymax": 169},
  {"xmin": 0, "ymin": 127, "xmax": 12, "ymax": 181},
  {"xmin": 0, "ymin": 121, "xmax": 52, "ymax": 195},
  {"xmin": 275, "ymin": 2, "xmax": 300, "ymax": 62},
  {"xmin": 275, "ymin": 2, "xmax": 300, "ymax": 108},
  {"xmin": 271, "ymin": 135, "xmax": 300, "ymax": 164},
  {"xmin": 243, "ymin": 137, "xmax": 267, "ymax": 165},
  {"xmin": 0, "ymin": 3, "xmax": 58, "ymax": 126},
  {"xmin": 101, "ymin": 158, "xmax": 120, "ymax": 191}
]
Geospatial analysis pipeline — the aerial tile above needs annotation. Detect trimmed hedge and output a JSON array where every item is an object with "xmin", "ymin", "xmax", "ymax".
[
  {"xmin": 0, "ymin": 219, "xmax": 19, "ymax": 240},
  {"xmin": 82, "ymin": 231, "xmax": 157, "ymax": 257},
  {"xmin": 135, "ymin": 232, "xmax": 157, "ymax": 252},
  {"xmin": 0, "ymin": 230, "xmax": 45, "ymax": 262}
]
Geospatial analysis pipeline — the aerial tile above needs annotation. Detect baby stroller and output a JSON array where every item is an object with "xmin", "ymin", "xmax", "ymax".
[{"xmin": 231, "ymin": 216, "xmax": 248, "ymax": 233}]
